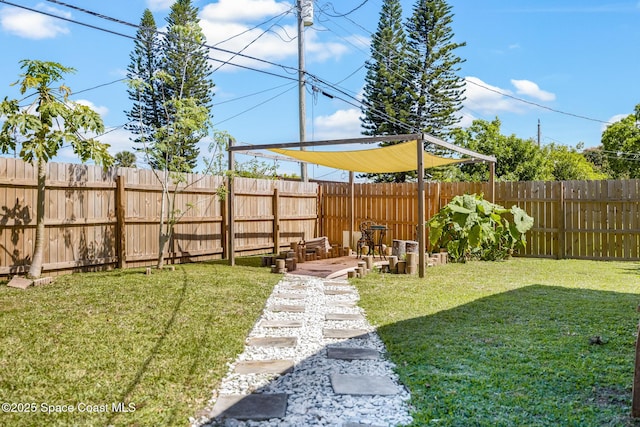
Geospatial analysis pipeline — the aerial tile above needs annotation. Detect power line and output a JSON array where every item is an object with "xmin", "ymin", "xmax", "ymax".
[
  {"xmin": 212, "ymin": 5, "xmax": 296, "ymax": 47},
  {"xmin": 0, "ymin": 0, "xmax": 301, "ymax": 83},
  {"xmin": 316, "ymin": 1, "xmax": 615, "ymax": 128},
  {"xmin": 35, "ymin": 0, "xmax": 414, "ymax": 134},
  {"xmin": 41, "ymin": 0, "xmax": 301, "ymax": 75},
  {"xmin": 464, "ymin": 78, "xmax": 613, "ymax": 125},
  {"xmin": 320, "ymin": 0, "xmax": 370, "ymax": 18},
  {"xmin": 213, "ymin": 84, "xmax": 297, "ymax": 126},
  {"xmin": 214, "ymin": 82, "xmax": 297, "ymax": 106}
]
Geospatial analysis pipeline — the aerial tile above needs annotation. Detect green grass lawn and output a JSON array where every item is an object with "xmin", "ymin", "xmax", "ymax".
[
  {"xmin": 353, "ymin": 258, "xmax": 640, "ymax": 426},
  {"xmin": 0, "ymin": 260, "xmax": 280, "ymax": 426}
]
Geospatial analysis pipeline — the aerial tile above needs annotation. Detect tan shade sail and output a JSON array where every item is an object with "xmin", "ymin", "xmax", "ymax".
[{"xmin": 269, "ymin": 139, "xmax": 465, "ymax": 173}]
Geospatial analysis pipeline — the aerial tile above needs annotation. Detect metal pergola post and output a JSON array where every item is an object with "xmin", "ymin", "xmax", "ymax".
[
  {"xmin": 417, "ymin": 135, "xmax": 426, "ymax": 278},
  {"xmin": 226, "ymin": 133, "xmax": 496, "ymax": 273}
]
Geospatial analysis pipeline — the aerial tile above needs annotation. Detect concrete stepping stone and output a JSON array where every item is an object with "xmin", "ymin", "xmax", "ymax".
[
  {"xmin": 323, "ymin": 329, "xmax": 369, "ymax": 339},
  {"xmin": 279, "ymin": 284, "xmax": 306, "ymax": 291},
  {"xmin": 330, "ymin": 374, "xmax": 399, "ymax": 396},
  {"xmin": 327, "ymin": 301, "xmax": 357, "ymax": 308},
  {"xmin": 270, "ymin": 304, "xmax": 305, "ymax": 313},
  {"xmin": 247, "ymin": 337, "xmax": 298, "ymax": 347},
  {"xmin": 259, "ymin": 320, "xmax": 303, "ymax": 328},
  {"xmin": 323, "ymin": 281, "xmax": 352, "ymax": 288},
  {"xmin": 273, "ymin": 292, "xmax": 306, "ymax": 300},
  {"xmin": 344, "ymin": 423, "xmax": 385, "ymax": 427},
  {"xmin": 327, "ymin": 347, "xmax": 380, "ymax": 360},
  {"xmin": 211, "ymin": 393, "xmax": 288, "ymax": 420},
  {"xmin": 234, "ymin": 360, "xmax": 294, "ymax": 375},
  {"xmin": 325, "ymin": 313, "xmax": 365, "ymax": 321},
  {"xmin": 325, "ymin": 289, "xmax": 356, "ymax": 296}
]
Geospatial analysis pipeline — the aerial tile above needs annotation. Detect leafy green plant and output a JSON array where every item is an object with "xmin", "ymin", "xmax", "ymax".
[{"xmin": 427, "ymin": 193, "xmax": 534, "ymax": 262}]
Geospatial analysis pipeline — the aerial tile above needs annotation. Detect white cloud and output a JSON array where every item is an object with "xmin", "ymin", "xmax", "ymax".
[
  {"xmin": 146, "ymin": 0, "xmax": 174, "ymax": 11},
  {"xmin": 96, "ymin": 128, "xmax": 137, "ymax": 155},
  {"xmin": 511, "ymin": 79, "xmax": 556, "ymax": 101},
  {"xmin": 75, "ymin": 99, "xmax": 109, "ymax": 117},
  {"xmin": 200, "ymin": 0, "xmax": 291, "ymax": 22},
  {"xmin": 0, "ymin": 4, "xmax": 70, "ymax": 39},
  {"xmin": 313, "ymin": 108, "xmax": 362, "ymax": 140},
  {"xmin": 463, "ymin": 76, "xmax": 524, "ymax": 115},
  {"xmin": 200, "ymin": 20, "xmax": 298, "ymax": 70},
  {"xmin": 306, "ymin": 30, "xmax": 349, "ymax": 63},
  {"xmin": 199, "ymin": 0, "xmax": 351, "ymax": 71},
  {"xmin": 601, "ymin": 113, "xmax": 629, "ymax": 132},
  {"xmin": 457, "ymin": 111, "xmax": 476, "ymax": 128}
]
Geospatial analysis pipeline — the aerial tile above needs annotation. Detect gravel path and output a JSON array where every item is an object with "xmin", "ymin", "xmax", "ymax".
[{"xmin": 191, "ymin": 274, "xmax": 413, "ymax": 427}]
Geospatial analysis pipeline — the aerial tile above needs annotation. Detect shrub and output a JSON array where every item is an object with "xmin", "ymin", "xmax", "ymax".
[{"xmin": 427, "ymin": 193, "xmax": 534, "ymax": 262}]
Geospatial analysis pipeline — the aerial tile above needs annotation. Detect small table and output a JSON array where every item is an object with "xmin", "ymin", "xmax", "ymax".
[{"xmin": 366, "ymin": 225, "xmax": 388, "ymax": 259}]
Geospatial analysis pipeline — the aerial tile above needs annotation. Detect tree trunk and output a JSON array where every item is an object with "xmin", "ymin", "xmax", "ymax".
[
  {"xmin": 28, "ymin": 160, "xmax": 46, "ymax": 278},
  {"xmin": 157, "ymin": 185, "xmax": 168, "ymax": 269}
]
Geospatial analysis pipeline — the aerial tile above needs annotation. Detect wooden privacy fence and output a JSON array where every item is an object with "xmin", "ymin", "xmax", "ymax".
[
  {"xmin": 0, "ymin": 158, "xmax": 318, "ymax": 276},
  {"xmin": 2, "ymin": 155, "xmax": 640, "ymax": 277},
  {"xmin": 319, "ymin": 179, "xmax": 640, "ymax": 260}
]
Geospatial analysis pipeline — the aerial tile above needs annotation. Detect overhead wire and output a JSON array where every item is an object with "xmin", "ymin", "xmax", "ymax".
[
  {"xmin": 34, "ymin": 0, "xmax": 414, "ymax": 134},
  {"xmin": 0, "ymin": 0, "xmax": 301, "ymax": 84},
  {"xmin": 211, "ymin": 4, "xmax": 296, "ymax": 46},
  {"xmin": 4, "ymin": 0, "xmax": 613, "ymax": 145}
]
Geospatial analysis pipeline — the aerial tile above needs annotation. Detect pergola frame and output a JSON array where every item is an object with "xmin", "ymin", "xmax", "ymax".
[{"xmin": 227, "ymin": 133, "xmax": 497, "ymax": 277}]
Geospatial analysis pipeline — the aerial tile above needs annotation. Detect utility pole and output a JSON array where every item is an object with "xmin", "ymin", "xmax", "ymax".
[
  {"xmin": 298, "ymin": 0, "xmax": 313, "ymax": 181},
  {"xmin": 537, "ymin": 119, "xmax": 541, "ymax": 148}
]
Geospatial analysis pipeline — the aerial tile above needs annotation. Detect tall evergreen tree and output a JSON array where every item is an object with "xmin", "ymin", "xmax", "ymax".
[
  {"xmin": 406, "ymin": 0, "xmax": 465, "ymax": 138},
  {"xmin": 360, "ymin": 0, "xmax": 415, "ymax": 182},
  {"xmin": 125, "ymin": 9, "xmax": 164, "ymax": 156},
  {"xmin": 159, "ymin": 0, "xmax": 214, "ymax": 171},
  {"xmin": 361, "ymin": 0, "xmax": 412, "ymax": 137}
]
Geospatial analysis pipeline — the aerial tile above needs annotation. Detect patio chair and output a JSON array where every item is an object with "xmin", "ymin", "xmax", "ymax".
[{"xmin": 357, "ymin": 220, "xmax": 376, "ymax": 258}]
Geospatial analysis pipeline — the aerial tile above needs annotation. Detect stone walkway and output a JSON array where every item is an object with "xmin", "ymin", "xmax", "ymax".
[{"xmin": 191, "ymin": 274, "xmax": 412, "ymax": 427}]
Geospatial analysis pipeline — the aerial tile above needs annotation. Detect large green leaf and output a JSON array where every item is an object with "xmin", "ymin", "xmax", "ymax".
[
  {"xmin": 469, "ymin": 224, "xmax": 482, "ymax": 247},
  {"xmin": 448, "ymin": 203, "xmax": 473, "ymax": 214},
  {"xmin": 511, "ymin": 206, "xmax": 534, "ymax": 233}
]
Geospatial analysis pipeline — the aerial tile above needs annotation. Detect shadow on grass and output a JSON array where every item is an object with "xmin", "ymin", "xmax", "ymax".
[
  {"xmin": 207, "ymin": 256, "xmax": 264, "ymax": 268},
  {"xmin": 105, "ymin": 267, "xmax": 189, "ymax": 426},
  {"xmin": 375, "ymin": 285, "xmax": 640, "ymax": 426}
]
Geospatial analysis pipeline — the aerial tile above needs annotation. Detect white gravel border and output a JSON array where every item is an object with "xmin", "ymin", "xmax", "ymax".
[{"xmin": 191, "ymin": 274, "xmax": 413, "ymax": 427}]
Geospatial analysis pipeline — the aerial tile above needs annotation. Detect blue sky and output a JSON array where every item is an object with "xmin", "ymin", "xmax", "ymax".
[{"xmin": 0, "ymin": 0, "xmax": 639, "ymax": 181}]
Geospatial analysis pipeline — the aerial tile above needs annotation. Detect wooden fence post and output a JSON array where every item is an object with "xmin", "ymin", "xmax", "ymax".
[
  {"xmin": 273, "ymin": 187, "xmax": 280, "ymax": 254},
  {"xmin": 221, "ymin": 197, "xmax": 227, "ymax": 260},
  {"xmin": 115, "ymin": 175, "xmax": 126, "ymax": 269},
  {"xmin": 632, "ymin": 311, "xmax": 640, "ymax": 417},
  {"xmin": 317, "ymin": 184, "xmax": 323, "ymax": 238},
  {"xmin": 558, "ymin": 181, "xmax": 566, "ymax": 259}
]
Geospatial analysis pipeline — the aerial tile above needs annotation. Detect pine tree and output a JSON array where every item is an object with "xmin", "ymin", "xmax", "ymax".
[
  {"xmin": 360, "ymin": 0, "xmax": 415, "ymax": 182},
  {"xmin": 361, "ymin": 0, "xmax": 412, "ymax": 137},
  {"xmin": 160, "ymin": 0, "xmax": 214, "ymax": 171},
  {"xmin": 406, "ymin": 0, "xmax": 465, "ymax": 138},
  {"xmin": 125, "ymin": 9, "xmax": 164, "ymax": 160}
]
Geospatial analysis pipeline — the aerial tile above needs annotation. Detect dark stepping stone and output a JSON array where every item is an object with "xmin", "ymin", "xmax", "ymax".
[
  {"xmin": 327, "ymin": 347, "xmax": 380, "ymax": 360},
  {"xmin": 325, "ymin": 289, "xmax": 356, "ymax": 296},
  {"xmin": 331, "ymin": 374, "xmax": 399, "ymax": 395},
  {"xmin": 273, "ymin": 292, "xmax": 306, "ymax": 300},
  {"xmin": 211, "ymin": 393, "xmax": 288, "ymax": 420},
  {"xmin": 247, "ymin": 337, "xmax": 297, "ymax": 347},
  {"xmin": 234, "ymin": 360, "xmax": 294, "ymax": 375},
  {"xmin": 259, "ymin": 320, "xmax": 303, "ymax": 328},
  {"xmin": 325, "ymin": 313, "xmax": 364, "ymax": 321},
  {"xmin": 271, "ymin": 304, "xmax": 305, "ymax": 313},
  {"xmin": 323, "ymin": 329, "xmax": 369, "ymax": 339}
]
